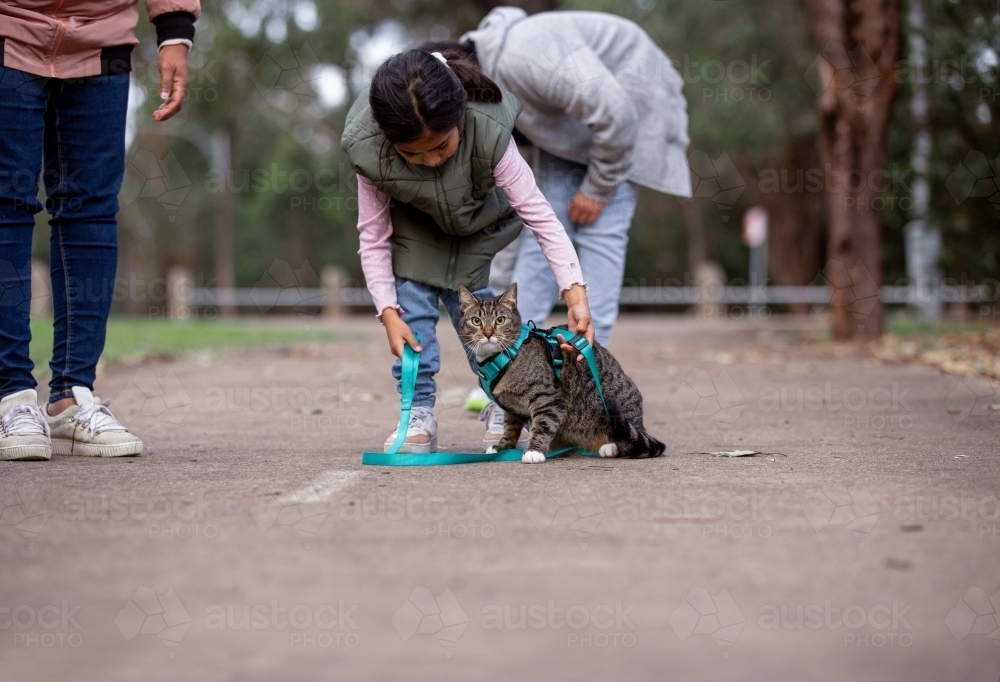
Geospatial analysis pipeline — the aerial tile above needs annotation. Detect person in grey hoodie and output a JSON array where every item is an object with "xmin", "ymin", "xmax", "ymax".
[{"xmin": 424, "ymin": 6, "xmax": 691, "ymax": 346}]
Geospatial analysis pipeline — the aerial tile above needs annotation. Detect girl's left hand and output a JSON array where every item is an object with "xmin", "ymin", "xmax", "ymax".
[
  {"xmin": 560, "ymin": 284, "xmax": 595, "ymax": 362},
  {"xmin": 154, "ymin": 44, "xmax": 190, "ymax": 122}
]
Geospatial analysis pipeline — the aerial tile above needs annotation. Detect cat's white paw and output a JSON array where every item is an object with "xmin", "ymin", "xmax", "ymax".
[
  {"xmin": 522, "ymin": 450, "xmax": 546, "ymax": 463},
  {"xmin": 485, "ymin": 445, "xmax": 498, "ymax": 454},
  {"xmin": 598, "ymin": 443, "xmax": 619, "ymax": 458}
]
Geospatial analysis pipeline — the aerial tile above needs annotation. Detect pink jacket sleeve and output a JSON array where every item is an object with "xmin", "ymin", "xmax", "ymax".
[
  {"xmin": 355, "ymin": 176, "xmax": 401, "ymax": 319},
  {"xmin": 492, "ymin": 139, "xmax": 586, "ymax": 295}
]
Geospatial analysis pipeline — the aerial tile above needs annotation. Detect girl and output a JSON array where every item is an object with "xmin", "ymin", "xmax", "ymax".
[{"xmin": 342, "ymin": 49, "xmax": 594, "ymax": 454}]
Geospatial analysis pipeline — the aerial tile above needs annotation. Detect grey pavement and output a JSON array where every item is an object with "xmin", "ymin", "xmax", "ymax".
[{"xmin": 1, "ymin": 314, "xmax": 998, "ymax": 680}]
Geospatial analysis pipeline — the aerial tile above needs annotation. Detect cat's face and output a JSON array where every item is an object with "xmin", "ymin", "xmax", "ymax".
[{"xmin": 457, "ymin": 284, "xmax": 522, "ymax": 361}]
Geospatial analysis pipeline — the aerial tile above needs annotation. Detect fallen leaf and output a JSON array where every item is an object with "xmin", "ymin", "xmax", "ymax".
[{"xmin": 699, "ymin": 450, "xmax": 760, "ymax": 457}]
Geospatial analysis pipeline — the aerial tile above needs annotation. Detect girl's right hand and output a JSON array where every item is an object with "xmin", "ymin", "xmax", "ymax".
[{"xmin": 381, "ymin": 308, "xmax": 423, "ymax": 358}]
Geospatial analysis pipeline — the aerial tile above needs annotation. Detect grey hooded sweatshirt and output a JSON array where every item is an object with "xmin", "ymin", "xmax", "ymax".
[{"xmin": 461, "ymin": 7, "xmax": 692, "ymax": 201}]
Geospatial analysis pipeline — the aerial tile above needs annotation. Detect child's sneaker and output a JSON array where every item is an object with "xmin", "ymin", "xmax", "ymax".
[
  {"xmin": 480, "ymin": 402, "xmax": 529, "ymax": 453},
  {"xmin": 383, "ymin": 406, "xmax": 438, "ymax": 453},
  {"xmin": 46, "ymin": 386, "xmax": 143, "ymax": 457},
  {"xmin": 0, "ymin": 390, "xmax": 52, "ymax": 461}
]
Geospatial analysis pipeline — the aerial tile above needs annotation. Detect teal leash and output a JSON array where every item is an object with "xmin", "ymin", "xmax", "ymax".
[{"xmin": 361, "ymin": 335, "xmax": 597, "ymax": 466}]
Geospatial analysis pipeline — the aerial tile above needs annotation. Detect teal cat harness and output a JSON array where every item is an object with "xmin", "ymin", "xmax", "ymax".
[{"xmin": 475, "ymin": 324, "xmax": 611, "ymax": 424}]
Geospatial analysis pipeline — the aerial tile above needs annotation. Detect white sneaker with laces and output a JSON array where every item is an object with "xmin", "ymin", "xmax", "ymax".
[
  {"xmin": 0, "ymin": 390, "xmax": 52, "ymax": 461},
  {"xmin": 383, "ymin": 406, "xmax": 438, "ymax": 454},
  {"xmin": 480, "ymin": 401, "xmax": 529, "ymax": 453},
  {"xmin": 46, "ymin": 386, "xmax": 143, "ymax": 457}
]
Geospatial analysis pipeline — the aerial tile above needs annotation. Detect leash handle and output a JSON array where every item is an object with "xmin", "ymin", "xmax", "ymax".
[{"xmin": 386, "ymin": 333, "xmax": 421, "ymax": 456}]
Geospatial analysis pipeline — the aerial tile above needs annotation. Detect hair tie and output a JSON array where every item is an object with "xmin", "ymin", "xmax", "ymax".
[{"xmin": 431, "ymin": 51, "xmax": 448, "ymax": 67}]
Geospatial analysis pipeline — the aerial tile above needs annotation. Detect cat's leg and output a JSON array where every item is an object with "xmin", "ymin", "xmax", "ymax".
[
  {"xmin": 491, "ymin": 412, "xmax": 527, "ymax": 453},
  {"xmin": 522, "ymin": 394, "xmax": 565, "ymax": 464}
]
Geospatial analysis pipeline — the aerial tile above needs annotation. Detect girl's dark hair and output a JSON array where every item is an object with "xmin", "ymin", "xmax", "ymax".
[{"xmin": 369, "ymin": 45, "xmax": 502, "ymax": 144}]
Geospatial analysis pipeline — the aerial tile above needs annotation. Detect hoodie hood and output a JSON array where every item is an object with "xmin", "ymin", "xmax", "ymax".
[{"xmin": 460, "ymin": 6, "xmax": 528, "ymax": 74}]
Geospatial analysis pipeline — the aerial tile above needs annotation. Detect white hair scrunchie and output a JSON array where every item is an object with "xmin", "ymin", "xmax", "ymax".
[{"xmin": 431, "ymin": 51, "xmax": 448, "ymax": 66}]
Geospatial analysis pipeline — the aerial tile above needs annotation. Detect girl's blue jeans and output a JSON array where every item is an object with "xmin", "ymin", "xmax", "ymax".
[
  {"xmin": 392, "ymin": 277, "xmax": 494, "ymax": 408},
  {"xmin": 0, "ymin": 66, "xmax": 128, "ymax": 403}
]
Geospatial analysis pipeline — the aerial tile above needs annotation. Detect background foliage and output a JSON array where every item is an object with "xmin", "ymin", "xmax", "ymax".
[{"xmin": 32, "ymin": 0, "xmax": 998, "ymax": 308}]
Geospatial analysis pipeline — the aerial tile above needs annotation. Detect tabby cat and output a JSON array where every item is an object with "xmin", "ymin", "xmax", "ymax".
[{"xmin": 457, "ymin": 284, "xmax": 665, "ymax": 463}]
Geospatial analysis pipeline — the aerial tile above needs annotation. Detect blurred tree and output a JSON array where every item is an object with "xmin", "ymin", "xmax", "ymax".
[
  {"xmin": 883, "ymin": 0, "xmax": 999, "ymax": 302},
  {"xmin": 808, "ymin": 0, "xmax": 901, "ymax": 339},
  {"xmin": 112, "ymin": 0, "xmax": 995, "ymax": 324}
]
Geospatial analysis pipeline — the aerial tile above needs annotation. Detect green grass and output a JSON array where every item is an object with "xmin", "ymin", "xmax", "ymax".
[
  {"xmin": 883, "ymin": 309, "xmax": 992, "ymax": 338},
  {"xmin": 29, "ymin": 316, "xmax": 354, "ymax": 373}
]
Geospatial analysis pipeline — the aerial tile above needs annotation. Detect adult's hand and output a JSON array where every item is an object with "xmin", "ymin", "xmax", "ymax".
[
  {"xmin": 381, "ymin": 308, "xmax": 422, "ymax": 359},
  {"xmin": 567, "ymin": 191, "xmax": 606, "ymax": 226},
  {"xmin": 560, "ymin": 284, "xmax": 595, "ymax": 362},
  {"xmin": 153, "ymin": 44, "xmax": 190, "ymax": 122}
]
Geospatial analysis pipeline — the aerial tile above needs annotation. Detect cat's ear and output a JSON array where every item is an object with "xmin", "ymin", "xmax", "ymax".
[
  {"xmin": 498, "ymin": 283, "xmax": 518, "ymax": 308},
  {"xmin": 457, "ymin": 285, "xmax": 478, "ymax": 310}
]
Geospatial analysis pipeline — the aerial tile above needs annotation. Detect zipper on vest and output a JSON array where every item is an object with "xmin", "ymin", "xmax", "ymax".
[
  {"xmin": 432, "ymin": 167, "xmax": 458, "ymax": 288},
  {"xmin": 445, "ymin": 237, "xmax": 458, "ymax": 288},
  {"xmin": 49, "ymin": 0, "xmax": 68, "ymax": 77}
]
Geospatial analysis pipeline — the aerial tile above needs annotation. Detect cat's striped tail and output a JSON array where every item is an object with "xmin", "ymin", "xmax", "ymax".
[{"xmin": 606, "ymin": 398, "xmax": 666, "ymax": 459}]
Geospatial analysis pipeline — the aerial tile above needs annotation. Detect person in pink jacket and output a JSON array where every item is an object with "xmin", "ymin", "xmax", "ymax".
[{"xmin": 0, "ymin": 0, "xmax": 200, "ymax": 461}]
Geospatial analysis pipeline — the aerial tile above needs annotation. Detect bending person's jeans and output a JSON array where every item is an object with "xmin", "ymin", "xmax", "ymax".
[
  {"xmin": 391, "ymin": 278, "xmax": 494, "ymax": 407},
  {"xmin": 512, "ymin": 150, "xmax": 638, "ymax": 346},
  {"xmin": 0, "ymin": 66, "xmax": 128, "ymax": 403}
]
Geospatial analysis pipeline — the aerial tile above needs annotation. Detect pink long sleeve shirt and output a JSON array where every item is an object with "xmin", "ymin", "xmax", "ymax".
[{"xmin": 357, "ymin": 139, "xmax": 585, "ymax": 318}]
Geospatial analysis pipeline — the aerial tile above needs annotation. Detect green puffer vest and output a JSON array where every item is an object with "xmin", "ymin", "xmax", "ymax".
[{"xmin": 342, "ymin": 89, "xmax": 524, "ymax": 291}]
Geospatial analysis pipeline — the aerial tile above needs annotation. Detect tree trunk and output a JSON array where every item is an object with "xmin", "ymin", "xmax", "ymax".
[
  {"xmin": 808, "ymin": 0, "xmax": 901, "ymax": 339},
  {"xmin": 759, "ymin": 136, "xmax": 826, "ymax": 314},
  {"xmin": 212, "ymin": 123, "xmax": 236, "ymax": 317}
]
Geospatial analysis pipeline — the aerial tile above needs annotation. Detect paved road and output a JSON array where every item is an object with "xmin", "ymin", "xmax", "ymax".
[{"xmin": 2, "ymin": 315, "xmax": 998, "ymax": 680}]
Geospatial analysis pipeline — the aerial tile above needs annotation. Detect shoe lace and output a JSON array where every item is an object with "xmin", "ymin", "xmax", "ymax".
[
  {"xmin": 478, "ymin": 402, "xmax": 505, "ymax": 431},
  {"xmin": 72, "ymin": 403, "xmax": 127, "ymax": 435},
  {"xmin": 2, "ymin": 405, "xmax": 50, "ymax": 438},
  {"xmin": 408, "ymin": 407, "xmax": 435, "ymax": 434}
]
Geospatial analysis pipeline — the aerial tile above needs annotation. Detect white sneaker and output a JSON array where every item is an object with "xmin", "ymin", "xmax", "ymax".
[
  {"xmin": 480, "ymin": 401, "xmax": 529, "ymax": 453},
  {"xmin": 383, "ymin": 406, "xmax": 438, "ymax": 454},
  {"xmin": 46, "ymin": 386, "xmax": 143, "ymax": 457},
  {"xmin": 0, "ymin": 390, "xmax": 52, "ymax": 461}
]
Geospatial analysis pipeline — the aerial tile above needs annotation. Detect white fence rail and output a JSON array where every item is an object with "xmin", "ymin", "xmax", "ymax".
[{"xmin": 174, "ymin": 284, "xmax": 993, "ymax": 315}]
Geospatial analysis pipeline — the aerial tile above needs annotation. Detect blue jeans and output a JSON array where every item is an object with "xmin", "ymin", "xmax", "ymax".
[
  {"xmin": 512, "ymin": 151, "xmax": 638, "ymax": 346},
  {"xmin": 391, "ymin": 278, "xmax": 494, "ymax": 408},
  {"xmin": 0, "ymin": 66, "xmax": 128, "ymax": 403}
]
